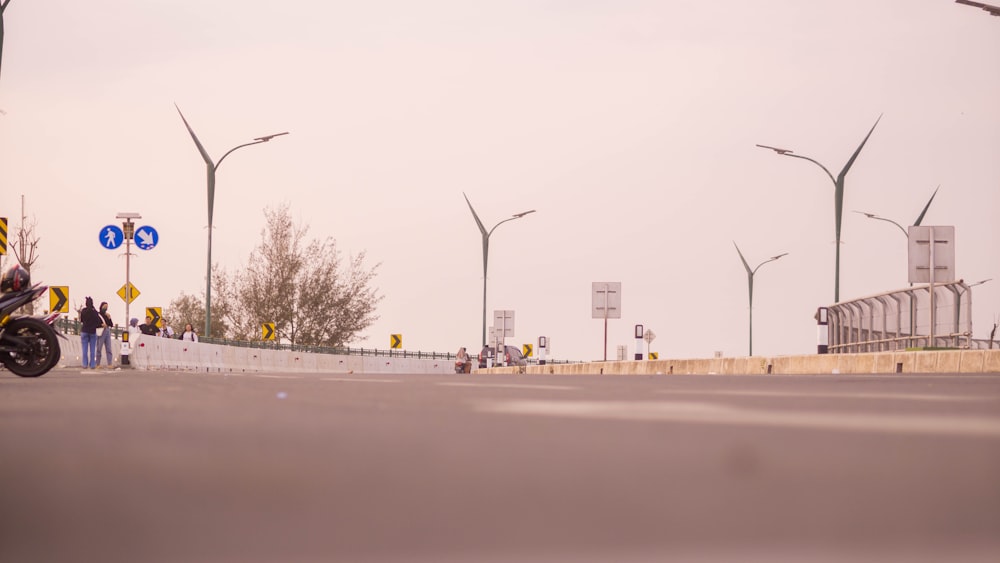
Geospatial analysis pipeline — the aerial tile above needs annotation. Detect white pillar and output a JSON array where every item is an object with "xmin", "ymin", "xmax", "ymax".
[
  {"xmin": 817, "ymin": 307, "xmax": 829, "ymax": 354},
  {"xmin": 634, "ymin": 324, "xmax": 644, "ymax": 360}
]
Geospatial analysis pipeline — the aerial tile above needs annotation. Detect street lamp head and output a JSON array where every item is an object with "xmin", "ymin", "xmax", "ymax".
[
  {"xmin": 854, "ymin": 210, "xmax": 879, "ymax": 219},
  {"xmin": 513, "ymin": 210, "xmax": 536, "ymax": 219},
  {"xmin": 771, "ymin": 252, "xmax": 789, "ymax": 261},
  {"xmin": 970, "ymin": 278, "xmax": 994, "ymax": 288},
  {"xmin": 755, "ymin": 144, "xmax": 794, "ymax": 155},
  {"xmin": 254, "ymin": 132, "xmax": 290, "ymax": 142}
]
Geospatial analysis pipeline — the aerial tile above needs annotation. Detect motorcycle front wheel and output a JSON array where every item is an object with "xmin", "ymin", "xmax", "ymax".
[{"xmin": 1, "ymin": 317, "xmax": 61, "ymax": 377}]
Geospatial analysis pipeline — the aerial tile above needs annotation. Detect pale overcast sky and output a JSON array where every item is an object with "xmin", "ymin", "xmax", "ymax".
[{"xmin": 1, "ymin": 0, "xmax": 997, "ymax": 362}]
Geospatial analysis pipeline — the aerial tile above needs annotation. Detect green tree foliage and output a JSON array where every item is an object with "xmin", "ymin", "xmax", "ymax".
[
  {"xmin": 213, "ymin": 203, "xmax": 381, "ymax": 347},
  {"xmin": 166, "ymin": 291, "xmax": 228, "ymax": 339}
]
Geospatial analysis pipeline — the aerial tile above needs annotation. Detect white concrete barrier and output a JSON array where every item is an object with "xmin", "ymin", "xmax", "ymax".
[
  {"xmin": 48, "ymin": 332, "xmax": 454, "ymax": 375},
  {"xmin": 488, "ymin": 350, "xmax": 1000, "ymax": 376},
  {"xmin": 59, "ymin": 334, "xmax": 82, "ymax": 368},
  {"xmin": 347, "ymin": 356, "xmax": 364, "ymax": 374},
  {"xmin": 137, "ymin": 336, "xmax": 164, "ymax": 370},
  {"xmin": 196, "ymin": 343, "xmax": 222, "ymax": 373},
  {"xmin": 177, "ymin": 340, "xmax": 204, "ymax": 371},
  {"xmin": 290, "ymin": 351, "xmax": 318, "ymax": 373},
  {"xmin": 258, "ymin": 348, "xmax": 279, "ymax": 372}
]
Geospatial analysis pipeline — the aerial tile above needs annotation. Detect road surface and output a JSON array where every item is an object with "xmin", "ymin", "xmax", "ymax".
[{"xmin": 2, "ymin": 368, "xmax": 999, "ymax": 562}]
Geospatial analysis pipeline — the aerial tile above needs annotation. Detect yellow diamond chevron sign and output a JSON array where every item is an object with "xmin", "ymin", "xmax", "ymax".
[
  {"xmin": 390, "ymin": 334, "xmax": 402, "ymax": 349},
  {"xmin": 117, "ymin": 282, "xmax": 140, "ymax": 304},
  {"xmin": 649, "ymin": 352, "xmax": 659, "ymax": 360},
  {"xmin": 262, "ymin": 322, "xmax": 276, "ymax": 341},
  {"xmin": 146, "ymin": 307, "xmax": 162, "ymax": 328},
  {"xmin": 522, "ymin": 343, "xmax": 533, "ymax": 358},
  {"xmin": 0, "ymin": 217, "xmax": 7, "ymax": 255},
  {"xmin": 49, "ymin": 286, "xmax": 69, "ymax": 313}
]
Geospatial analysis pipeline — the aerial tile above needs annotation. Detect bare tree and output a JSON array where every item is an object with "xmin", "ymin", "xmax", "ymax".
[
  {"xmin": 214, "ymin": 204, "xmax": 381, "ymax": 347},
  {"xmin": 166, "ymin": 291, "xmax": 229, "ymax": 339},
  {"xmin": 12, "ymin": 214, "xmax": 39, "ymax": 273},
  {"xmin": 9, "ymin": 196, "xmax": 40, "ymax": 314}
]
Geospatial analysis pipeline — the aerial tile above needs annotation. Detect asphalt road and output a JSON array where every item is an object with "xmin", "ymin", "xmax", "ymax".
[{"xmin": 2, "ymin": 368, "xmax": 999, "ymax": 563}]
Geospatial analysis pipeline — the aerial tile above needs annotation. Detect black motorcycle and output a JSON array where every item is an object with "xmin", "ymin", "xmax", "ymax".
[{"xmin": 0, "ymin": 267, "xmax": 61, "ymax": 377}]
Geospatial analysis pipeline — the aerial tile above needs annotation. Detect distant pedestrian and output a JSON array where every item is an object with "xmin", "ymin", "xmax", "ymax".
[
  {"xmin": 138, "ymin": 315, "xmax": 159, "ymax": 336},
  {"xmin": 180, "ymin": 323, "xmax": 198, "ymax": 342},
  {"xmin": 79, "ymin": 297, "xmax": 101, "ymax": 369},
  {"xmin": 160, "ymin": 320, "xmax": 175, "ymax": 339},
  {"xmin": 95, "ymin": 301, "xmax": 114, "ymax": 368},
  {"xmin": 455, "ymin": 346, "xmax": 470, "ymax": 374}
]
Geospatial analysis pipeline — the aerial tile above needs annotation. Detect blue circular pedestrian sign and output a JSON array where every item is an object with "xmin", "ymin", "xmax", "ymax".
[
  {"xmin": 134, "ymin": 225, "xmax": 159, "ymax": 250},
  {"xmin": 99, "ymin": 225, "xmax": 124, "ymax": 250}
]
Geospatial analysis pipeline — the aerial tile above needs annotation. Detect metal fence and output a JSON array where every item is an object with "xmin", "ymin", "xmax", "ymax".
[{"xmin": 828, "ymin": 280, "xmax": 993, "ymax": 353}]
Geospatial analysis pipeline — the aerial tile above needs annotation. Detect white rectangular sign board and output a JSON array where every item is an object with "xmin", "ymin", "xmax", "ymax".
[
  {"xmin": 907, "ymin": 226, "xmax": 955, "ymax": 284},
  {"xmin": 493, "ymin": 310, "xmax": 515, "ymax": 338},
  {"xmin": 592, "ymin": 282, "xmax": 622, "ymax": 319}
]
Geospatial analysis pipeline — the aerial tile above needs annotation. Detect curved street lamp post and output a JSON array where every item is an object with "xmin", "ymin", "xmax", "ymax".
[
  {"xmin": 463, "ymin": 193, "xmax": 535, "ymax": 348},
  {"xmin": 756, "ymin": 115, "xmax": 881, "ymax": 303},
  {"xmin": 176, "ymin": 105, "xmax": 288, "ymax": 337},
  {"xmin": 957, "ymin": 278, "xmax": 993, "ymax": 346},
  {"xmin": 854, "ymin": 186, "xmax": 940, "ymax": 339},
  {"xmin": 854, "ymin": 185, "xmax": 939, "ymax": 240},
  {"xmin": 734, "ymin": 242, "xmax": 787, "ymax": 356}
]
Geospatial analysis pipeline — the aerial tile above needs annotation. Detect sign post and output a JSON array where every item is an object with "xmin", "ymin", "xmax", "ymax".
[
  {"xmin": 105, "ymin": 213, "xmax": 141, "ymax": 366},
  {"xmin": 908, "ymin": 226, "xmax": 955, "ymax": 348},
  {"xmin": 493, "ymin": 310, "xmax": 515, "ymax": 366},
  {"xmin": 263, "ymin": 323, "xmax": 276, "ymax": 341},
  {"xmin": 643, "ymin": 328, "xmax": 656, "ymax": 360},
  {"xmin": 592, "ymin": 282, "xmax": 621, "ymax": 361}
]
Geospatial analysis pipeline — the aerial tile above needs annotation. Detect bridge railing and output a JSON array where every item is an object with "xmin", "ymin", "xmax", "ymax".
[{"xmin": 827, "ymin": 280, "xmax": 991, "ymax": 353}]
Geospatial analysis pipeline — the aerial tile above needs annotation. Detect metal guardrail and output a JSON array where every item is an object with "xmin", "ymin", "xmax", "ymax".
[{"xmin": 827, "ymin": 280, "xmax": 994, "ymax": 353}]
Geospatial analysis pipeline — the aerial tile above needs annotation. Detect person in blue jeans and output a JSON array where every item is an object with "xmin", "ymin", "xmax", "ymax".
[
  {"xmin": 95, "ymin": 301, "xmax": 114, "ymax": 368},
  {"xmin": 79, "ymin": 296, "xmax": 102, "ymax": 369}
]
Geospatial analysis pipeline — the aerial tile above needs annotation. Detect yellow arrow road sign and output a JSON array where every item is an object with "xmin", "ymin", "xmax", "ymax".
[
  {"xmin": 262, "ymin": 323, "xmax": 276, "ymax": 341},
  {"xmin": 390, "ymin": 334, "xmax": 402, "ymax": 349},
  {"xmin": 146, "ymin": 307, "xmax": 162, "ymax": 328},
  {"xmin": 117, "ymin": 282, "xmax": 140, "ymax": 304},
  {"xmin": 522, "ymin": 343, "xmax": 533, "ymax": 358},
  {"xmin": 49, "ymin": 286, "xmax": 69, "ymax": 313}
]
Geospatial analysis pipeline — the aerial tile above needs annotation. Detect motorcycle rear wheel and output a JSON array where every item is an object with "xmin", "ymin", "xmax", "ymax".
[{"xmin": 1, "ymin": 317, "xmax": 61, "ymax": 377}]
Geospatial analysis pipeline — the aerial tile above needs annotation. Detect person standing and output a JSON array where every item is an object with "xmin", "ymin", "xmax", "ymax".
[
  {"xmin": 160, "ymin": 319, "xmax": 175, "ymax": 339},
  {"xmin": 180, "ymin": 323, "xmax": 198, "ymax": 342},
  {"xmin": 79, "ymin": 297, "xmax": 101, "ymax": 369},
  {"xmin": 138, "ymin": 315, "xmax": 159, "ymax": 336},
  {"xmin": 95, "ymin": 301, "xmax": 114, "ymax": 368}
]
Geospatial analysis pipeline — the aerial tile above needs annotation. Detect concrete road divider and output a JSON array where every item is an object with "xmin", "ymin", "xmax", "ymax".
[{"xmin": 478, "ymin": 349, "xmax": 1000, "ymax": 375}]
